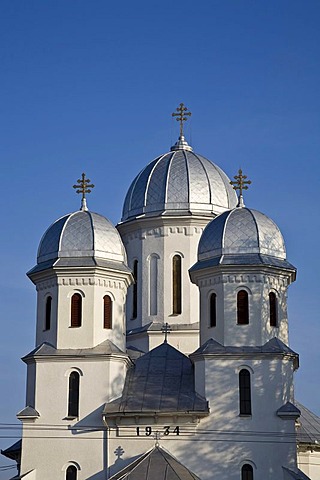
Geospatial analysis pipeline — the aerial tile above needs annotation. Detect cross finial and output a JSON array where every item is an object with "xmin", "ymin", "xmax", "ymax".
[
  {"xmin": 230, "ymin": 169, "xmax": 251, "ymax": 208},
  {"xmin": 73, "ymin": 173, "xmax": 95, "ymax": 211},
  {"xmin": 161, "ymin": 322, "xmax": 171, "ymax": 343},
  {"xmin": 114, "ymin": 446, "xmax": 124, "ymax": 459},
  {"xmin": 172, "ymin": 103, "xmax": 192, "ymax": 137},
  {"xmin": 154, "ymin": 430, "xmax": 161, "ymax": 447}
]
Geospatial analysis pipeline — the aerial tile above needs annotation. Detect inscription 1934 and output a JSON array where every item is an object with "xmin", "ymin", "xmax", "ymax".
[{"xmin": 136, "ymin": 426, "xmax": 180, "ymax": 436}]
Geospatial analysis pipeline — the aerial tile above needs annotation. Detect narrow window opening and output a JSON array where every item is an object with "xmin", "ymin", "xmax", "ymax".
[
  {"xmin": 239, "ymin": 369, "xmax": 252, "ymax": 415},
  {"xmin": 237, "ymin": 290, "xmax": 249, "ymax": 325},
  {"xmin": 149, "ymin": 255, "xmax": 158, "ymax": 316},
  {"xmin": 66, "ymin": 465, "xmax": 77, "ymax": 480},
  {"xmin": 172, "ymin": 255, "xmax": 182, "ymax": 315},
  {"xmin": 132, "ymin": 260, "xmax": 138, "ymax": 319},
  {"xmin": 269, "ymin": 292, "xmax": 277, "ymax": 327},
  {"xmin": 71, "ymin": 293, "xmax": 82, "ymax": 328},
  {"xmin": 68, "ymin": 372, "xmax": 80, "ymax": 417},
  {"xmin": 209, "ymin": 293, "xmax": 217, "ymax": 327},
  {"xmin": 45, "ymin": 296, "xmax": 52, "ymax": 331},
  {"xmin": 103, "ymin": 295, "xmax": 112, "ymax": 329},
  {"xmin": 241, "ymin": 464, "xmax": 253, "ymax": 480}
]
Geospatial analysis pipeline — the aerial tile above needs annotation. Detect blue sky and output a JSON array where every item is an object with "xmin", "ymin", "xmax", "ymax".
[{"xmin": 0, "ymin": 1, "xmax": 319, "ymax": 475}]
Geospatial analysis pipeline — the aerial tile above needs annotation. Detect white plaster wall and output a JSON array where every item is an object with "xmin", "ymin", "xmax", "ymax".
[
  {"xmin": 34, "ymin": 271, "xmax": 130, "ymax": 350},
  {"xmin": 106, "ymin": 414, "xmax": 297, "ymax": 480},
  {"xmin": 298, "ymin": 450, "xmax": 320, "ymax": 480},
  {"xmin": 31, "ymin": 357, "xmax": 128, "ymax": 422},
  {"xmin": 21, "ymin": 428, "xmax": 106, "ymax": 480},
  {"xmin": 105, "ymin": 355, "xmax": 297, "ymax": 480},
  {"xmin": 118, "ymin": 217, "xmax": 211, "ymax": 336},
  {"xmin": 20, "ymin": 356, "xmax": 129, "ymax": 479},
  {"xmin": 126, "ymin": 330, "xmax": 199, "ymax": 355},
  {"xmin": 195, "ymin": 269, "xmax": 290, "ymax": 347}
]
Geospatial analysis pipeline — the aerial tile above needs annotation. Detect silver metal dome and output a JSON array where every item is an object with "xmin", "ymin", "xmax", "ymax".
[
  {"xmin": 198, "ymin": 207, "xmax": 287, "ymax": 261},
  {"xmin": 121, "ymin": 137, "xmax": 237, "ymax": 221},
  {"xmin": 37, "ymin": 210, "xmax": 126, "ymax": 264}
]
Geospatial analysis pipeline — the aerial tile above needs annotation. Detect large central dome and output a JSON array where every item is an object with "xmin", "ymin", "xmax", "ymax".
[{"xmin": 121, "ymin": 136, "xmax": 237, "ymax": 222}]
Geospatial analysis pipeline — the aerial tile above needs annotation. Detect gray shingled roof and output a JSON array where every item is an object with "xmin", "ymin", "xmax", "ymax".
[
  {"xmin": 189, "ymin": 253, "xmax": 296, "ymax": 273},
  {"xmin": 192, "ymin": 337, "xmax": 298, "ymax": 357},
  {"xmin": 104, "ymin": 342, "xmax": 208, "ymax": 415},
  {"xmin": 109, "ymin": 445, "xmax": 201, "ymax": 480},
  {"xmin": 296, "ymin": 402, "xmax": 320, "ymax": 445},
  {"xmin": 282, "ymin": 467, "xmax": 311, "ymax": 480},
  {"xmin": 22, "ymin": 340, "xmax": 127, "ymax": 362}
]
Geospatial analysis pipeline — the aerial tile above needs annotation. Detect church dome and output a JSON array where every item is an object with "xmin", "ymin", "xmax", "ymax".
[
  {"xmin": 121, "ymin": 136, "xmax": 237, "ymax": 222},
  {"xmin": 198, "ymin": 206, "xmax": 287, "ymax": 261},
  {"xmin": 37, "ymin": 210, "xmax": 126, "ymax": 265}
]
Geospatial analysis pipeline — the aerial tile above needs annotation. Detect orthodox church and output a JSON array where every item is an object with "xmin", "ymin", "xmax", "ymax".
[{"xmin": 2, "ymin": 105, "xmax": 320, "ymax": 480}]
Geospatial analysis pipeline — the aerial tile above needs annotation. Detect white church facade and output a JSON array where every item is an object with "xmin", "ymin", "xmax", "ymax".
[{"xmin": 2, "ymin": 105, "xmax": 320, "ymax": 480}]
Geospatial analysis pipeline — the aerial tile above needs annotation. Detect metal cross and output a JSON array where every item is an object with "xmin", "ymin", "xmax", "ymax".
[
  {"xmin": 73, "ymin": 173, "xmax": 95, "ymax": 200},
  {"xmin": 114, "ymin": 446, "xmax": 124, "ymax": 459},
  {"xmin": 154, "ymin": 430, "xmax": 161, "ymax": 447},
  {"xmin": 161, "ymin": 322, "xmax": 172, "ymax": 343},
  {"xmin": 230, "ymin": 169, "xmax": 251, "ymax": 196},
  {"xmin": 172, "ymin": 103, "xmax": 192, "ymax": 137}
]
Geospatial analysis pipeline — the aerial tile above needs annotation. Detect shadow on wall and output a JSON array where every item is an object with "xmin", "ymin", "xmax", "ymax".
[{"xmin": 172, "ymin": 353, "xmax": 296, "ymax": 480}]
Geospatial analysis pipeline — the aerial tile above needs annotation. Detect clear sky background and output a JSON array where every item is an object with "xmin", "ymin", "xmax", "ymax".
[{"xmin": 0, "ymin": 0, "xmax": 319, "ymax": 476}]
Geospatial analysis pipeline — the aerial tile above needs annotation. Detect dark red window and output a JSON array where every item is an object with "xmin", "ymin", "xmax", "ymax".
[
  {"xmin": 132, "ymin": 260, "xmax": 138, "ymax": 319},
  {"xmin": 210, "ymin": 293, "xmax": 217, "ymax": 327},
  {"xmin": 237, "ymin": 290, "xmax": 249, "ymax": 325},
  {"xmin": 239, "ymin": 369, "xmax": 252, "ymax": 415},
  {"xmin": 103, "ymin": 295, "xmax": 112, "ymax": 329},
  {"xmin": 269, "ymin": 292, "xmax": 277, "ymax": 327},
  {"xmin": 66, "ymin": 465, "xmax": 77, "ymax": 480},
  {"xmin": 45, "ymin": 296, "xmax": 52, "ymax": 330},
  {"xmin": 68, "ymin": 372, "xmax": 80, "ymax": 417},
  {"xmin": 71, "ymin": 294, "xmax": 82, "ymax": 328},
  {"xmin": 241, "ymin": 464, "xmax": 253, "ymax": 480},
  {"xmin": 172, "ymin": 255, "xmax": 182, "ymax": 315}
]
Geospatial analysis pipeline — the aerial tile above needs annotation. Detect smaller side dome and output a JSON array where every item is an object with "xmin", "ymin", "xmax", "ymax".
[
  {"xmin": 198, "ymin": 207, "xmax": 287, "ymax": 261},
  {"xmin": 37, "ymin": 210, "xmax": 126, "ymax": 264}
]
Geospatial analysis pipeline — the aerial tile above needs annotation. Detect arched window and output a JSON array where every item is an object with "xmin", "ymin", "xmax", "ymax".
[
  {"xmin": 239, "ymin": 369, "xmax": 252, "ymax": 415},
  {"xmin": 237, "ymin": 290, "xmax": 249, "ymax": 325},
  {"xmin": 172, "ymin": 255, "xmax": 182, "ymax": 315},
  {"xmin": 209, "ymin": 293, "xmax": 217, "ymax": 327},
  {"xmin": 68, "ymin": 372, "xmax": 80, "ymax": 417},
  {"xmin": 149, "ymin": 255, "xmax": 158, "ymax": 316},
  {"xmin": 241, "ymin": 464, "xmax": 253, "ymax": 480},
  {"xmin": 71, "ymin": 293, "xmax": 82, "ymax": 328},
  {"xmin": 132, "ymin": 260, "xmax": 138, "ymax": 319},
  {"xmin": 66, "ymin": 465, "xmax": 77, "ymax": 480},
  {"xmin": 103, "ymin": 295, "xmax": 112, "ymax": 329},
  {"xmin": 269, "ymin": 292, "xmax": 277, "ymax": 327},
  {"xmin": 45, "ymin": 296, "xmax": 52, "ymax": 331}
]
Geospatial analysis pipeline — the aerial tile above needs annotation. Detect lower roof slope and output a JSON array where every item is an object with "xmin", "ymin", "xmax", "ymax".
[{"xmin": 109, "ymin": 445, "xmax": 201, "ymax": 480}]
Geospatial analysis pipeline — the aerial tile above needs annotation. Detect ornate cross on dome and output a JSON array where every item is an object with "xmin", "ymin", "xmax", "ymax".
[
  {"xmin": 73, "ymin": 173, "xmax": 95, "ymax": 211},
  {"xmin": 161, "ymin": 322, "xmax": 172, "ymax": 343},
  {"xmin": 172, "ymin": 103, "xmax": 192, "ymax": 137},
  {"xmin": 230, "ymin": 169, "xmax": 251, "ymax": 208}
]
